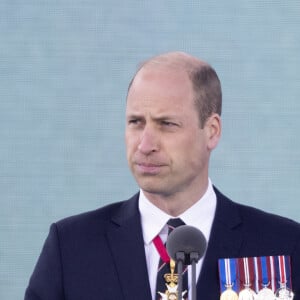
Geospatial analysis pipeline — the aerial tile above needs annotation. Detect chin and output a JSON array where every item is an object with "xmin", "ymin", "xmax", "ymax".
[
  {"xmin": 138, "ymin": 182, "xmax": 175, "ymax": 197},
  {"xmin": 134, "ymin": 174, "xmax": 174, "ymax": 196},
  {"xmin": 137, "ymin": 181, "xmax": 164, "ymax": 195}
]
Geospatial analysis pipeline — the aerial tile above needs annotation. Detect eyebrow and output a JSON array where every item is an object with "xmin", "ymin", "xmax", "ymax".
[
  {"xmin": 126, "ymin": 113, "xmax": 143, "ymax": 119},
  {"xmin": 126, "ymin": 113, "xmax": 180, "ymax": 121}
]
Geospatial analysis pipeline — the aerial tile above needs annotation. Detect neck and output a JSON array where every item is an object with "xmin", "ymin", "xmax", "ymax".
[{"xmin": 143, "ymin": 179, "xmax": 209, "ymax": 217}]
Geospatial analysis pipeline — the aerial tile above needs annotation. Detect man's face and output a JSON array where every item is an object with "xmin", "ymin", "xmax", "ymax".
[{"xmin": 125, "ymin": 66, "xmax": 212, "ymax": 199}]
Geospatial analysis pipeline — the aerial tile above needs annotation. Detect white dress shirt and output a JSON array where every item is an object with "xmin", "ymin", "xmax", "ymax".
[{"xmin": 138, "ymin": 179, "xmax": 217, "ymax": 300}]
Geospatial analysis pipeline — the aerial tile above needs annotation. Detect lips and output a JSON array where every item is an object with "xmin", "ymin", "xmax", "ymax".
[{"xmin": 134, "ymin": 161, "xmax": 166, "ymax": 175}]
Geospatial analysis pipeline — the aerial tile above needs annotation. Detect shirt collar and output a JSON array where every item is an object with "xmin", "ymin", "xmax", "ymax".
[
  {"xmin": 138, "ymin": 179, "xmax": 217, "ymax": 245},
  {"xmin": 138, "ymin": 190, "xmax": 171, "ymax": 245}
]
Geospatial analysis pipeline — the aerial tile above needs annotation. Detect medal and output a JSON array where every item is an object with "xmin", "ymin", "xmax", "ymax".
[
  {"xmin": 157, "ymin": 259, "xmax": 188, "ymax": 300},
  {"xmin": 257, "ymin": 286, "xmax": 275, "ymax": 300},
  {"xmin": 219, "ymin": 255, "xmax": 294, "ymax": 300},
  {"xmin": 219, "ymin": 259, "xmax": 239, "ymax": 300},
  {"xmin": 221, "ymin": 285, "xmax": 239, "ymax": 300},
  {"xmin": 153, "ymin": 233, "xmax": 188, "ymax": 300},
  {"xmin": 275, "ymin": 283, "xmax": 294, "ymax": 300},
  {"xmin": 238, "ymin": 258, "xmax": 257, "ymax": 300},
  {"xmin": 238, "ymin": 286, "xmax": 257, "ymax": 300}
]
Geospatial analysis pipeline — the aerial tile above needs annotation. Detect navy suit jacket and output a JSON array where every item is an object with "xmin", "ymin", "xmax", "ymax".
[{"xmin": 25, "ymin": 188, "xmax": 300, "ymax": 300}]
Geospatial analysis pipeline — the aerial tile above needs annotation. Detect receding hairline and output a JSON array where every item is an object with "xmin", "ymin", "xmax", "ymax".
[
  {"xmin": 127, "ymin": 52, "xmax": 222, "ymax": 128},
  {"xmin": 129, "ymin": 52, "xmax": 210, "ymax": 87}
]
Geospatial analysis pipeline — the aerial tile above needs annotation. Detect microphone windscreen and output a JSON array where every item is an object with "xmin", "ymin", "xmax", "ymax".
[{"xmin": 166, "ymin": 225, "xmax": 207, "ymax": 265}]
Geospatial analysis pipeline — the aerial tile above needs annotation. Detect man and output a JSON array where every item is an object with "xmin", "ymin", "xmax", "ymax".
[{"xmin": 25, "ymin": 52, "xmax": 300, "ymax": 300}]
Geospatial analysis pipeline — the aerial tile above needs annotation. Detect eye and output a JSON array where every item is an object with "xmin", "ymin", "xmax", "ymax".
[
  {"xmin": 128, "ymin": 119, "xmax": 138, "ymax": 124},
  {"xmin": 127, "ymin": 118, "xmax": 144, "ymax": 127},
  {"xmin": 161, "ymin": 120, "xmax": 177, "ymax": 127}
]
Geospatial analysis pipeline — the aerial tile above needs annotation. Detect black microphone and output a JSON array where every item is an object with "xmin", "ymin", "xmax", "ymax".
[{"xmin": 166, "ymin": 225, "xmax": 207, "ymax": 300}]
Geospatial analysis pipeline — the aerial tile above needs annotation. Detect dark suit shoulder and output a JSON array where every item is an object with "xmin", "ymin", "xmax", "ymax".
[
  {"xmin": 215, "ymin": 187, "xmax": 300, "ymax": 232},
  {"xmin": 214, "ymin": 187, "xmax": 300, "ymax": 255},
  {"xmin": 237, "ymin": 201, "xmax": 300, "ymax": 251},
  {"xmin": 54, "ymin": 193, "xmax": 139, "ymax": 236},
  {"xmin": 25, "ymin": 193, "xmax": 143, "ymax": 300},
  {"xmin": 237, "ymin": 201, "xmax": 300, "ymax": 232}
]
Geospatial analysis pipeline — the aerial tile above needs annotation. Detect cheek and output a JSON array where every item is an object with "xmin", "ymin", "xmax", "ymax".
[
  {"xmin": 125, "ymin": 133, "xmax": 138, "ymax": 155},
  {"xmin": 180, "ymin": 137, "xmax": 208, "ymax": 162}
]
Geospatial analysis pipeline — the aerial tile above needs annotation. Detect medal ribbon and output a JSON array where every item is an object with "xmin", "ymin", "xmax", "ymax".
[
  {"xmin": 269, "ymin": 256, "xmax": 276, "ymax": 291},
  {"xmin": 153, "ymin": 235, "xmax": 170, "ymax": 263},
  {"xmin": 218, "ymin": 256, "xmax": 292, "ymax": 297},
  {"xmin": 274, "ymin": 255, "xmax": 292, "ymax": 289},
  {"xmin": 238, "ymin": 257, "xmax": 255, "ymax": 288},
  {"xmin": 256, "ymin": 256, "xmax": 276, "ymax": 292},
  {"xmin": 279, "ymin": 255, "xmax": 287, "ymax": 284},
  {"xmin": 261, "ymin": 256, "xmax": 270, "ymax": 287},
  {"xmin": 219, "ymin": 258, "xmax": 238, "ymax": 292},
  {"xmin": 253, "ymin": 256, "xmax": 273, "ymax": 293},
  {"xmin": 253, "ymin": 256, "xmax": 259, "ymax": 292}
]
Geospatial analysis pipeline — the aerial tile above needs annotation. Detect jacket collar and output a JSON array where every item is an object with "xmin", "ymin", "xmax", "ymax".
[
  {"xmin": 196, "ymin": 187, "xmax": 243, "ymax": 299},
  {"xmin": 107, "ymin": 188, "xmax": 244, "ymax": 300},
  {"xmin": 107, "ymin": 193, "xmax": 152, "ymax": 300}
]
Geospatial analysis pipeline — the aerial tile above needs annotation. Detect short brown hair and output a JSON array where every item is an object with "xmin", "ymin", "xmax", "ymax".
[{"xmin": 188, "ymin": 64, "xmax": 222, "ymax": 127}]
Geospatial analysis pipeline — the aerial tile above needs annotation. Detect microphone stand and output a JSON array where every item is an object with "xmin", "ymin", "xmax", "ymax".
[
  {"xmin": 176, "ymin": 252, "xmax": 185, "ymax": 300},
  {"xmin": 190, "ymin": 252, "xmax": 200, "ymax": 300}
]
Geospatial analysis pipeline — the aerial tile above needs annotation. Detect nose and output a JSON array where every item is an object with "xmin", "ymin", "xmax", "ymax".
[{"xmin": 138, "ymin": 126, "xmax": 159, "ymax": 155}]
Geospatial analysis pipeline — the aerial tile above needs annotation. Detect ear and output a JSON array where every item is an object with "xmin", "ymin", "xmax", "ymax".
[{"xmin": 205, "ymin": 113, "xmax": 221, "ymax": 150}]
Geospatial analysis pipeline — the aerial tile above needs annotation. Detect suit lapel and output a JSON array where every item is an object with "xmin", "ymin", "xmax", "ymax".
[
  {"xmin": 106, "ymin": 194, "xmax": 152, "ymax": 300},
  {"xmin": 197, "ymin": 188, "xmax": 244, "ymax": 299},
  {"xmin": 105, "ymin": 188, "xmax": 244, "ymax": 300}
]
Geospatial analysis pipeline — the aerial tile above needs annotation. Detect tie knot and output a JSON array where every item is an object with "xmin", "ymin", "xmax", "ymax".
[{"xmin": 167, "ymin": 218, "xmax": 185, "ymax": 232}]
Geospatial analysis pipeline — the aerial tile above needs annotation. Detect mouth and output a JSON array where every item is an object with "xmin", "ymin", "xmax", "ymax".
[{"xmin": 135, "ymin": 162, "xmax": 166, "ymax": 175}]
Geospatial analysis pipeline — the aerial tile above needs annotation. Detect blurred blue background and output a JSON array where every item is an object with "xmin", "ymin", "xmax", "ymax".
[{"xmin": 1, "ymin": 1, "xmax": 300, "ymax": 298}]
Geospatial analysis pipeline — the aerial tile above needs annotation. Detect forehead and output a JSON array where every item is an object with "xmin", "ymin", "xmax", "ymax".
[{"xmin": 127, "ymin": 67, "xmax": 195, "ymax": 112}]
